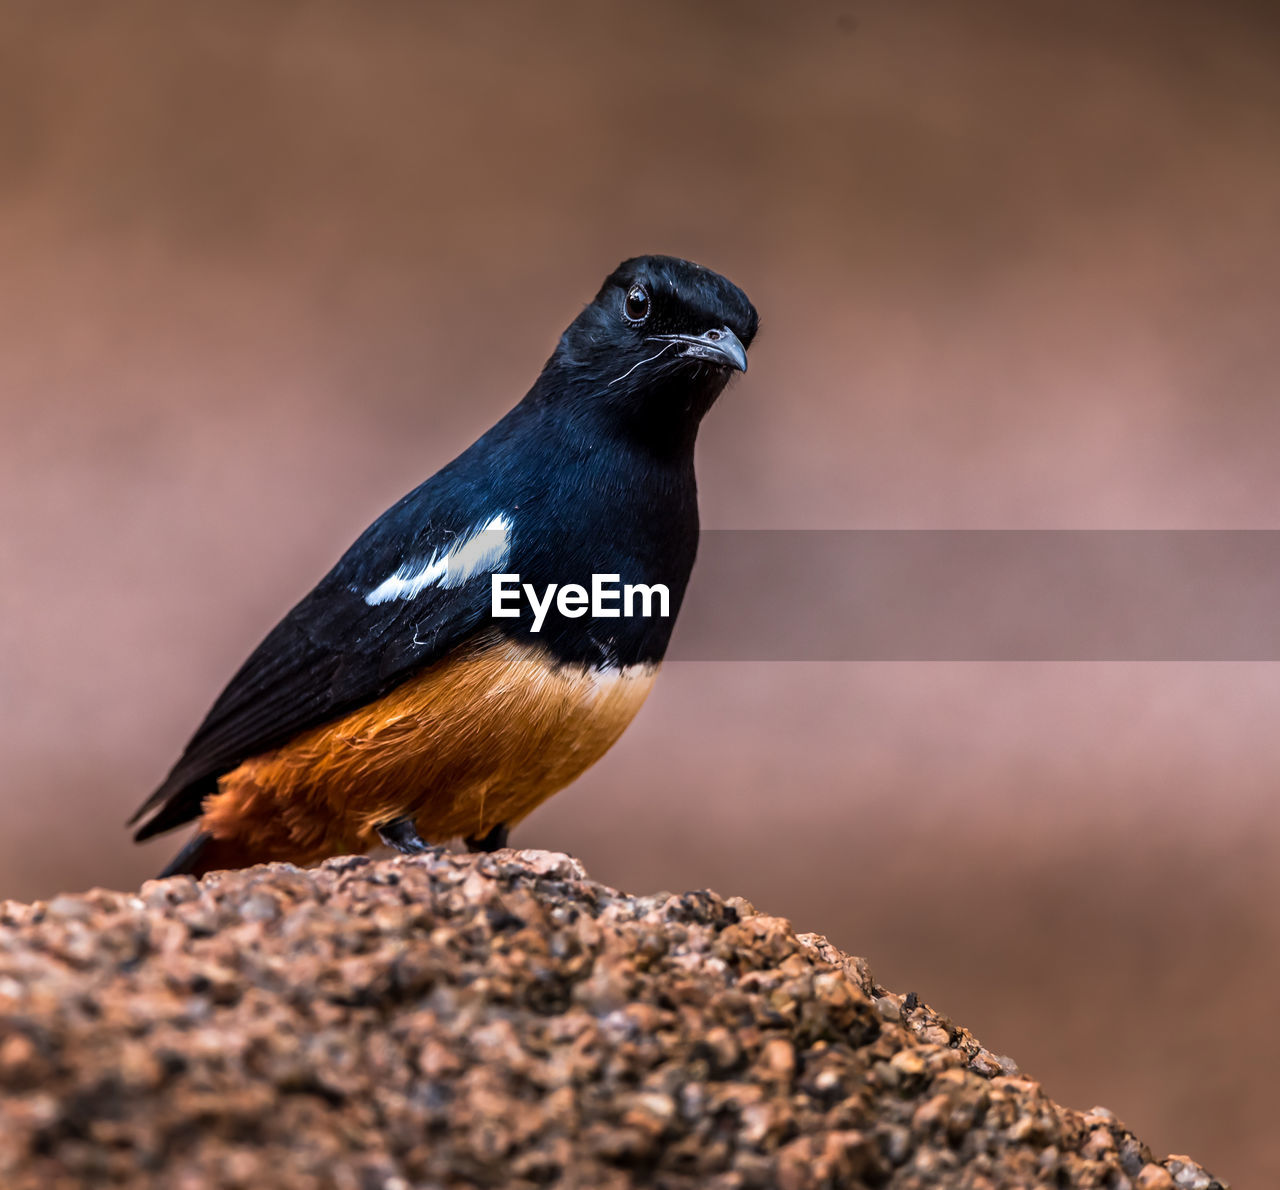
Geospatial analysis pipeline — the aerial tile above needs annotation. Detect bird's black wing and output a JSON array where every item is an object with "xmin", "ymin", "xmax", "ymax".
[{"xmin": 130, "ymin": 495, "xmax": 511, "ymax": 841}]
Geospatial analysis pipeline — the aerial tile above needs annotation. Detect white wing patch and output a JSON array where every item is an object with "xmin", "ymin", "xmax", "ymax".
[{"xmin": 364, "ymin": 513, "xmax": 512, "ymax": 606}]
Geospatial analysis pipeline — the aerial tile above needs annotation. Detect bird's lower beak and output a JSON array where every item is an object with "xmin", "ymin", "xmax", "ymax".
[{"xmin": 651, "ymin": 327, "xmax": 748, "ymax": 373}]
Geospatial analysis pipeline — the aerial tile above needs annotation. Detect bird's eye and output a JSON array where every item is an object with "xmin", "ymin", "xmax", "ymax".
[{"xmin": 623, "ymin": 284, "xmax": 650, "ymax": 323}]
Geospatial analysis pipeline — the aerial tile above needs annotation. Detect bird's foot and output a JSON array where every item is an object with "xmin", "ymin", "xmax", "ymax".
[
  {"xmin": 377, "ymin": 816, "xmax": 431, "ymax": 855},
  {"xmin": 465, "ymin": 822, "xmax": 510, "ymax": 853}
]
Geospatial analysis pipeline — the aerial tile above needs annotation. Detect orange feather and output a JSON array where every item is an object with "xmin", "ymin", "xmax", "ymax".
[{"xmin": 197, "ymin": 634, "xmax": 656, "ymax": 868}]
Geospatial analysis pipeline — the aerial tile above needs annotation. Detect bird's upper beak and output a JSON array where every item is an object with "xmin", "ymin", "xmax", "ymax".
[{"xmin": 651, "ymin": 327, "xmax": 748, "ymax": 373}]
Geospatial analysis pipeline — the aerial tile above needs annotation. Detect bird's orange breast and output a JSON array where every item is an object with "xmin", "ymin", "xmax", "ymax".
[{"xmin": 198, "ymin": 635, "xmax": 656, "ymax": 866}]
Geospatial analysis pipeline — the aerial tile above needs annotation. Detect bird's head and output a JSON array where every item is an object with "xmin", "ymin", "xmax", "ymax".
[{"xmin": 543, "ymin": 255, "xmax": 758, "ymax": 448}]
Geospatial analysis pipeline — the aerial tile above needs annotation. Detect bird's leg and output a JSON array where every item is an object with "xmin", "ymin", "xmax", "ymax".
[
  {"xmin": 464, "ymin": 822, "xmax": 510, "ymax": 853},
  {"xmin": 377, "ymin": 815, "xmax": 430, "ymax": 855}
]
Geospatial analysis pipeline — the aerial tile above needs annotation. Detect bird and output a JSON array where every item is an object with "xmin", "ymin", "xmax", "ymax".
[{"xmin": 130, "ymin": 256, "xmax": 758, "ymax": 877}]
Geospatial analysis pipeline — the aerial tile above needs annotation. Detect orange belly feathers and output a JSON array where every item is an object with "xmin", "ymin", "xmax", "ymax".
[{"xmin": 193, "ymin": 635, "xmax": 656, "ymax": 870}]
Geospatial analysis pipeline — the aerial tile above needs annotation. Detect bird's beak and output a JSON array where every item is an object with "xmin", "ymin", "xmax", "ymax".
[{"xmin": 650, "ymin": 327, "xmax": 748, "ymax": 373}]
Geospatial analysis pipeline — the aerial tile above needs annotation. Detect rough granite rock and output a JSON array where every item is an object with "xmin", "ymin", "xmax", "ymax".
[{"xmin": 0, "ymin": 850, "xmax": 1225, "ymax": 1189}]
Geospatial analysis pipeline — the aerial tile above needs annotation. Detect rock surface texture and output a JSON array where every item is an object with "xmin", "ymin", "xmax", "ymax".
[{"xmin": 0, "ymin": 850, "xmax": 1224, "ymax": 1189}]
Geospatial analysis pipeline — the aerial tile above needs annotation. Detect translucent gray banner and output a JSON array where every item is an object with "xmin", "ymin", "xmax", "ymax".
[{"xmin": 668, "ymin": 531, "xmax": 1280, "ymax": 660}]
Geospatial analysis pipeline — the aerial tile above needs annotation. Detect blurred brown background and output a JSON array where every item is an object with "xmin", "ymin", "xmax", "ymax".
[{"xmin": 1, "ymin": 1, "xmax": 1277, "ymax": 1181}]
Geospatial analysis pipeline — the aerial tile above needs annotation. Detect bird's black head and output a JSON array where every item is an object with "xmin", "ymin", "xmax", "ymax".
[{"xmin": 538, "ymin": 255, "xmax": 758, "ymax": 453}]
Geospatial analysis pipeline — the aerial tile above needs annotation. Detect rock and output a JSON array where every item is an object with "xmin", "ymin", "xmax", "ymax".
[{"xmin": 0, "ymin": 849, "xmax": 1226, "ymax": 1189}]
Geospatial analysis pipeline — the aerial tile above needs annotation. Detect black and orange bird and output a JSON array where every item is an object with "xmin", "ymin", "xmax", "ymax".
[{"xmin": 130, "ymin": 256, "xmax": 757, "ymax": 877}]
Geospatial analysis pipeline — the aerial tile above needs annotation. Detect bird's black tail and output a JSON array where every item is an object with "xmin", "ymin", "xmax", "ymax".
[{"xmin": 159, "ymin": 831, "xmax": 255, "ymax": 879}]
